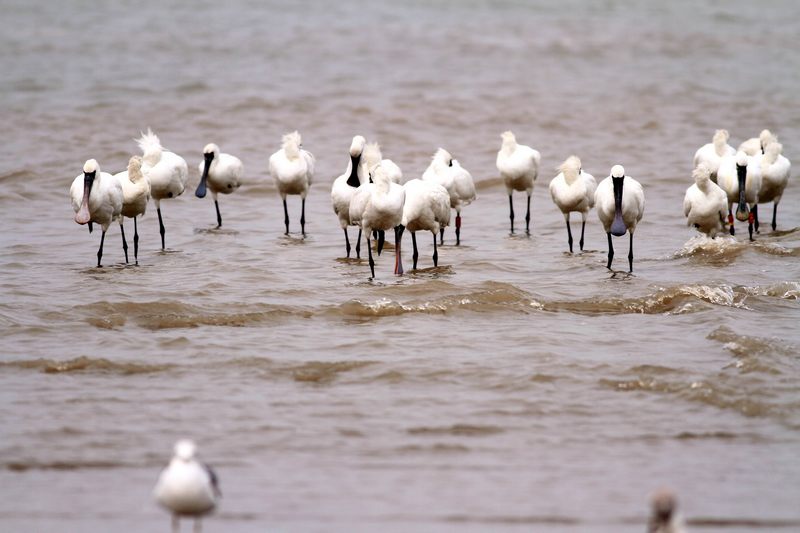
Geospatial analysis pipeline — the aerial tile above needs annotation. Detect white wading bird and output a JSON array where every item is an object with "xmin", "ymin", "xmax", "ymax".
[
  {"xmin": 331, "ymin": 135, "xmax": 367, "ymax": 257},
  {"xmin": 549, "ymin": 155, "xmax": 597, "ymax": 252},
  {"xmin": 137, "ymin": 129, "xmax": 189, "ymax": 250},
  {"xmin": 350, "ymin": 156, "xmax": 405, "ymax": 279},
  {"xmin": 154, "ymin": 440, "xmax": 220, "ymax": 533},
  {"xmin": 693, "ymin": 129, "xmax": 735, "ymax": 182},
  {"xmin": 683, "ymin": 163, "xmax": 728, "ymax": 238},
  {"xmin": 401, "ymin": 178, "xmax": 451, "ymax": 270},
  {"xmin": 269, "ymin": 131, "xmax": 315, "ymax": 236},
  {"xmin": 70, "ymin": 159, "xmax": 123, "ymax": 267},
  {"xmin": 421, "ymin": 148, "xmax": 476, "ymax": 245},
  {"xmin": 716, "ymin": 151, "xmax": 762, "ymax": 240},
  {"xmin": 595, "ymin": 165, "xmax": 645, "ymax": 272},
  {"xmin": 113, "ymin": 155, "xmax": 151, "ymax": 264},
  {"xmin": 738, "ymin": 128, "xmax": 777, "ymax": 157},
  {"xmin": 496, "ymin": 131, "xmax": 540, "ymax": 234},
  {"xmin": 195, "ymin": 143, "xmax": 243, "ymax": 228},
  {"xmin": 757, "ymin": 142, "xmax": 791, "ymax": 232}
]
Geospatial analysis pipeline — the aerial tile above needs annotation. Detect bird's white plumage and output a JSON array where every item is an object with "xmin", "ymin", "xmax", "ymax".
[
  {"xmin": 269, "ymin": 131, "xmax": 315, "ymax": 199},
  {"xmin": 758, "ymin": 142, "xmax": 791, "ymax": 205},
  {"xmin": 549, "ymin": 155, "xmax": 597, "ymax": 218},
  {"xmin": 115, "ymin": 156, "xmax": 151, "ymax": 219},
  {"xmin": 137, "ymin": 129, "xmax": 188, "ymax": 207},
  {"xmin": 401, "ymin": 178, "xmax": 451, "ymax": 234},
  {"xmin": 496, "ymin": 131, "xmax": 540, "ymax": 194},
  {"xmin": 738, "ymin": 129, "xmax": 777, "ymax": 157},
  {"xmin": 154, "ymin": 440, "xmax": 219, "ymax": 525},
  {"xmin": 421, "ymin": 148, "xmax": 477, "ymax": 213},
  {"xmin": 683, "ymin": 163, "xmax": 728, "ymax": 237},
  {"xmin": 693, "ymin": 129, "xmax": 735, "ymax": 181},
  {"xmin": 595, "ymin": 166, "xmax": 645, "ymax": 234},
  {"xmin": 198, "ymin": 143, "xmax": 243, "ymax": 200},
  {"xmin": 358, "ymin": 164, "xmax": 405, "ymax": 236},
  {"xmin": 349, "ymin": 142, "xmax": 400, "ymax": 228},
  {"xmin": 716, "ymin": 150, "xmax": 762, "ymax": 207},
  {"xmin": 331, "ymin": 135, "xmax": 367, "ymax": 229},
  {"xmin": 70, "ymin": 159, "xmax": 123, "ymax": 231}
]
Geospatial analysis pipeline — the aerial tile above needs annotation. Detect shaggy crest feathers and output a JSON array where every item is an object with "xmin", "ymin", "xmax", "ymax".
[
  {"xmin": 362, "ymin": 142, "xmax": 383, "ymax": 173},
  {"xmin": 349, "ymin": 135, "xmax": 366, "ymax": 157},
  {"xmin": 433, "ymin": 148, "xmax": 453, "ymax": 165},
  {"xmin": 760, "ymin": 129, "xmax": 777, "ymax": 146},
  {"xmin": 500, "ymin": 131, "xmax": 517, "ymax": 151},
  {"xmin": 83, "ymin": 159, "xmax": 99, "ymax": 173},
  {"xmin": 136, "ymin": 128, "xmax": 164, "ymax": 162},
  {"xmin": 281, "ymin": 131, "xmax": 302, "ymax": 147},
  {"xmin": 281, "ymin": 131, "xmax": 302, "ymax": 159},
  {"xmin": 611, "ymin": 165, "xmax": 625, "ymax": 178},
  {"xmin": 203, "ymin": 143, "xmax": 219, "ymax": 155},
  {"xmin": 692, "ymin": 163, "xmax": 712, "ymax": 183},
  {"xmin": 127, "ymin": 155, "xmax": 144, "ymax": 182},
  {"xmin": 713, "ymin": 129, "xmax": 730, "ymax": 156},
  {"xmin": 558, "ymin": 155, "xmax": 582, "ymax": 181}
]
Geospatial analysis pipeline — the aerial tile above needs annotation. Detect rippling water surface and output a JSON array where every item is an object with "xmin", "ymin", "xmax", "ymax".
[{"xmin": 1, "ymin": 0, "xmax": 799, "ymax": 531}]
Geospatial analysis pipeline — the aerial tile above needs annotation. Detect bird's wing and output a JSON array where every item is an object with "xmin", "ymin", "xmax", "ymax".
[{"xmin": 204, "ymin": 463, "xmax": 222, "ymax": 498}]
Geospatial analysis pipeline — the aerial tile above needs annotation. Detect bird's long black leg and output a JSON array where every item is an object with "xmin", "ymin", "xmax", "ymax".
[
  {"xmin": 355, "ymin": 228, "xmax": 362, "ymax": 259},
  {"xmin": 120, "ymin": 222, "xmax": 129, "ymax": 264},
  {"xmin": 411, "ymin": 231, "xmax": 419, "ymax": 270},
  {"xmin": 344, "ymin": 228, "xmax": 351, "ymax": 258},
  {"xmin": 525, "ymin": 194, "xmax": 531, "ymax": 234},
  {"xmin": 367, "ymin": 234, "xmax": 375, "ymax": 279},
  {"xmin": 579, "ymin": 219, "xmax": 586, "ymax": 251},
  {"xmin": 432, "ymin": 232, "xmax": 439, "ymax": 267},
  {"xmin": 566, "ymin": 216, "xmax": 573, "ymax": 253},
  {"xmin": 157, "ymin": 207, "xmax": 166, "ymax": 249},
  {"xmin": 377, "ymin": 230, "xmax": 385, "ymax": 256},
  {"xmin": 509, "ymin": 194, "xmax": 515, "ymax": 234},
  {"xmin": 97, "ymin": 230, "xmax": 107, "ymax": 267},
  {"xmin": 753, "ymin": 204, "xmax": 759, "ymax": 234},
  {"xmin": 606, "ymin": 232, "xmax": 614, "ymax": 270},
  {"xmin": 628, "ymin": 232, "xmax": 634, "ymax": 273},
  {"xmin": 455, "ymin": 213, "xmax": 461, "ymax": 246},
  {"xmin": 439, "ymin": 227, "xmax": 444, "ymax": 246},
  {"xmin": 283, "ymin": 198, "xmax": 289, "ymax": 235},
  {"xmin": 748, "ymin": 211, "xmax": 754, "ymax": 241},
  {"xmin": 215, "ymin": 200, "xmax": 222, "ymax": 228},
  {"xmin": 772, "ymin": 203, "xmax": 778, "ymax": 232},
  {"xmin": 300, "ymin": 198, "xmax": 306, "ymax": 237},
  {"xmin": 133, "ymin": 217, "xmax": 139, "ymax": 265}
]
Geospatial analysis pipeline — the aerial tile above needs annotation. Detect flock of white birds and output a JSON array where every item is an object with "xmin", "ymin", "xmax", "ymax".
[
  {"xmin": 689, "ymin": 128, "xmax": 791, "ymax": 241},
  {"xmin": 69, "ymin": 128, "xmax": 790, "ymax": 276},
  {"xmin": 68, "ymin": 128, "xmax": 792, "ymax": 530}
]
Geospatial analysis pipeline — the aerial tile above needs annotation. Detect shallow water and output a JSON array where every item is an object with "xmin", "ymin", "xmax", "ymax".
[{"xmin": 1, "ymin": 0, "xmax": 799, "ymax": 531}]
